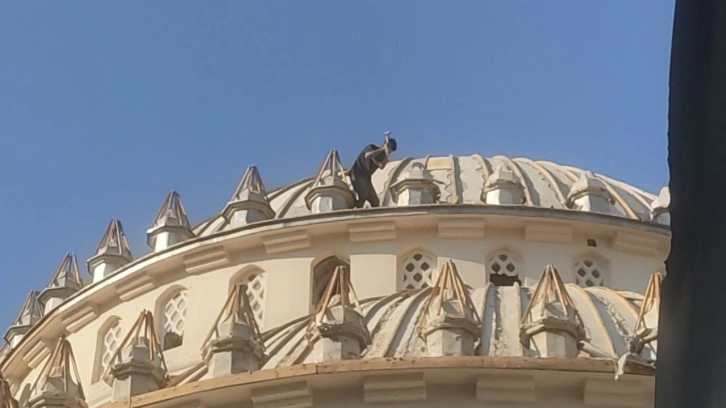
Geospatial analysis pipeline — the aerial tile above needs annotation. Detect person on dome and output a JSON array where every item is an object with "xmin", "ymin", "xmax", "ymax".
[{"xmin": 349, "ymin": 132, "xmax": 397, "ymax": 208}]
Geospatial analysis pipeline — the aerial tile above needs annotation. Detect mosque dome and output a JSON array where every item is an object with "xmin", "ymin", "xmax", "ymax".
[{"xmin": 0, "ymin": 153, "xmax": 668, "ymax": 408}]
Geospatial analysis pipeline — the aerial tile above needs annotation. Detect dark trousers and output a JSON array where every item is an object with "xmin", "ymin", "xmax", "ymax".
[{"xmin": 350, "ymin": 172, "xmax": 380, "ymax": 208}]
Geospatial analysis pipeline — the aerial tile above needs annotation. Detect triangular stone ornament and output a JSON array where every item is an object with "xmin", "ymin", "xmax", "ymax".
[
  {"xmin": 521, "ymin": 265, "xmax": 585, "ymax": 357},
  {"xmin": 482, "ymin": 165, "xmax": 525, "ymax": 205},
  {"xmin": 28, "ymin": 337, "xmax": 87, "ymax": 408},
  {"xmin": 39, "ymin": 253, "xmax": 84, "ymax": 314},
  {"xmin": 305, "ymin": 150, "xmax": 354, "ymax": 213},
  {"xmin": 630, "ymin": 272, "xmax": 662, "ymax": 356},
  {"xmin": 0, "ymin": 375, "xmax": 18, "ymax": 408},
  {"xmin": 147, "ymin": 191, "xmax": 194, "ymax": 252},
  {"xmin": 202, "ymin": 283, "xmax": 265, "ymax": 377},
  {"xmin": 308, "ymin": 265, "xmax": 370, "ymax": 361},
  {"xmin": 4, "ymin": 291, "xmax": 43, "ymax": 348},
  {"xmin": 104, "ymin": 310, "xmax": 168, "ymax": 402},
  {"xmin": 389, "ymin": 162, "xmax": 441, "ymax": 206},
  {"xmin": 650, "ymin": 186, "xmax": 671, "ymax": 225},
  {"xmin": 419, "ymin": 260, "xmax": 481, "ymax": 356},
  {"xmin": 223, "ymin": 166, "xmax": 275, "ymax": 227},
  {"xmin": 86, "ymin": 220, "xmax": 133, "ymax": 283},
  {"xmin": 566, "ymin": 171, "xmax": 614, "ymax": 214}
]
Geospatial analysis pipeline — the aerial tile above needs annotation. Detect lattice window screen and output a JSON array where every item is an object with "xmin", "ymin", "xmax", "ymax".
[
  {"xmin": 574, "ymin": 258, "xmax": 606, "ymax": 287},
  {"xmin": 488, "ymin": 251, "xmax": 521, "ymax": 286},
  {"xmin": 241, "ymin": 272, "xmax": 266, "ymax": 324},
  {"xmin": 100, "ymin": 320, "xmax": 122, "ymax": 376},
  {"xmin": 162, "ymin": 291, "xmax": 187, "ymax": 350},
  {"xmin": 400, "ymin": 251, "xmax": 436, "ymax": 290}
]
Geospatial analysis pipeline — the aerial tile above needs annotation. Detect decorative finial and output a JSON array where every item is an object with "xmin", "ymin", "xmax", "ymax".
[
  {"xmin": 483, "ymin": 165, "xmax": 525, "ymax": 205},
  {"xmin": 307, "ymin": 265, "xmax": 370, "ymax": 361},
  {"xmin": 39, "ymin": 253, "xmax": 84, "ymax": 314},
  {"xmin": 4, "ymin": 291, "xmax": 43, "ymax": 348},
  {"xmin": 305, "ymin": 150, "xmax": 354, "ymax": 213},
  {"xmin": 650, "ymin": 186, "xmax": 670, "ymax": 225},
  {"xmin": 86, "ymin": 220, "xmax": 133, "ymax": 283},
  {"xmin": 223, "ymin": 166, "xmax": 275, "ymax": 226},
  {"xmin": 147, "ymin": 191, "xmax": 194, "ymax": 251},
  {"xmin": 521, "ymin": 265, "xmax": 585, "ymax": 357},
  {"xmin": 419, "ymin": 260, "xmax": 480, "ymax": 356},
  {"xmin": 390, "ymin": 162, "xmax": 440, "ymax": 206},
  {"xmin": 566, "ymin": 171, "xmax": 613, "ymax": 213},
  {"xmin": 202, "ymin": 283, "xmax": 265, "ymax": 377},
  {"xmin": 28, "ymin": 337, "xmax": 87, "ymax": 408},
  {"xmin": 105, "ymin": 310, "xmax": 168, "ymax": 402}
]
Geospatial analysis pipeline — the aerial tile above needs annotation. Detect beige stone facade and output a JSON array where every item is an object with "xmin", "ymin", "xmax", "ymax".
[{"xmin": 0, "ymin": 155, "xmax": 669, "ymax": 408}]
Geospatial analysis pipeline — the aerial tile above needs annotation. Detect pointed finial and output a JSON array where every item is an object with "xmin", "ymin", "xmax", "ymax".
[
  {"xmin": 203, "ymin": 283, "xmax": 263, "ymax": 346},
  {"xmin": 147, "ymin": 192, "xmax": 194, "ymax": 251},
  {"xmin": 223, "ymin": 166, "xmax": 275, "ymax": 226},
  {"xmin": 39, "ymin": 253, "xmax": 84, "ymax": 314},
  {"xmin": 202, "ymin": 283, "xmax": 265, "ymax": 376},
  {"xmin": 0, "ymin": 374, "xmax": 18, "ymax": 408},
  {"xmin": 520, "ymin": 265, "xmax": 585, "ymax": 357},
  {"xmin": 103, "ymin": 310, "xmax": 167, "ymax": 387},
  {"xmin": 93, "ymin": 220, "xmax": 133, "ymax": 262},
  {"xmin": 87, "ymin": 220, "xmax": 133, "ymax": 282},
  {"xmin": 311, "ymin": 150, "xmax": 348, "ymax": 187},
  {"xmin": 4, "ymin": 291, "xmax": 43, "ymax": 347},
  {"xmin": 420, "ymin": 260, "xmax": 480, "ymax": 328},
  {"xmin": 418, "ymin": 260, "xmax": 480, "ymax": 356},
  {"xmin": 635, "ymin": 272, "xmax": 661, "ymax": 335},
  {"xmin": 231, "ymin": 166, "xmax": 268, "ymax": 201},
  {"xmin": 149, "ymin": 191, "xmax": 191, "ymax": 231},
  {"xmin": 307, "ymin": 265, "xmax": 371, "ymax": 361},
  {"xmin": 29, "ymin": 337, "xmax": 86, "ymax": 408}
]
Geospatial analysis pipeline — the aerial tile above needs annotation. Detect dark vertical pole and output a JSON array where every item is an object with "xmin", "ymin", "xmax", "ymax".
[{"xmin": 658, "ymin": 0, "xmax": 726, "ymax": 407}]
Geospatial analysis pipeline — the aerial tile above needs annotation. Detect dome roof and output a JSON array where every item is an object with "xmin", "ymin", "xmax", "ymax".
[
  {"xmin": 260, "ymin": 284, "xmax": 653, "ymax": 368},
  {"xmin": 194, "ymin": 154, "xmax": 660, "ymax": 237},
  {"xmin": 171, "ymin": 281, "xmax": 657, "ymax": 386}
]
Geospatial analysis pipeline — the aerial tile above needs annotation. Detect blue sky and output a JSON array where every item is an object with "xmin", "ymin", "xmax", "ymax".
[{"xmin": 0, "ymin": 2, "xmax": 674, "ymax": 330}]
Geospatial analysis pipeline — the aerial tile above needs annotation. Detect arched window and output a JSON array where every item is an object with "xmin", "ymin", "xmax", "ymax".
[
  {"xmin": 161, "ymin": 290, "xmax": 188, "ymax": 351},
  {"xmin": 574, "ymin": 256, "xmax": 608, "ymax": 287},
  {"xmin": 487, "ymin": 250, "xmax": 521, "ymax": 286},
  {"xmin": 237, "ymin": 271, "xmax": 266, "ymax": 325},
  {"xmin": 95, "ymin": 319, "xmax": 122, "ymax": 382},
  {"xmin": 399, "ymin": 249, "xmax": 436, "ymax": 290},
  {"xmin": 312, "ymin": 256, "xmax": 349, "ymax": 307}
]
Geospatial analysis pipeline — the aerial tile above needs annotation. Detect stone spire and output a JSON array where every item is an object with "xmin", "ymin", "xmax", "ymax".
[
  {"xmin": 4, "ymin": 291, "xmax": 43, "ymax": 348},
  {"xmin": 419, "ymin": 260, "xmax": 481, "ymax": 356},
  {"xmin": 307, "ymin": 265, "xmax": 370, "ymax": 361},
  {"xmin": 482, "ymin": 165, "xmax": 525, "ymax": 205},
  {"xmin": 104, "ymin": 310, "xmax": 168, "ymax": 402},
  {"xmin": 223, "ymin": 166, "xmax": 275, "ymax": 227},
  {"xmin": 28, "ymin": 337, "xmax": 86, "ymax": 408},
  {"xmin": 0, "ymin": 375, "xmax": 17, "ymax": 408},
  {"xmin": 147, "ymin": 191, "xmax": 194, "ymax": 252},
  {"xmin": 38, "ymin": 253, "xmax": 83, "ymax": 314},
  {"xmin": 305, "ymin": 150, "xmax": 354, "ymax": 213},
  {"xmin": 202, "ymin": 283, "xmax": 265, "ymax": 378},
  {"xmin": 630, "ymin": 272, "xmax": 661, "ymax": 359},
  {"xmin": 650, "ymin": 186, "xmax": 671, "ymax": 225},
  {"xmin": 521, "ymin": 265, "xmax": 585, "ymax": 358},
  {"xmin": 389, "ymin": 162, "xmax": 440, "ymax": 206},
  {"xmin": 566, "ymin": 171, "xmax": 614, "ymax": 214},
  {"xmin": 87, "ymin": 220, "xmax": 133, "ymax": 284}
]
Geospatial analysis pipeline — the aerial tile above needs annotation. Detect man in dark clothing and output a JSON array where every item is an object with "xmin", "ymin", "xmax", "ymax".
[{"xmin": 349, "ymin": 136, "xmax": 397, "ymax": 208}]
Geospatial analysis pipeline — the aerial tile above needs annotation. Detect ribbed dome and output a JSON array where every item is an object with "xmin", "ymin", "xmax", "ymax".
[
  {"xmin": 194, "ymin": 155, "xmax": 661, "ymax": 237},
  {"xmin": 262, "ymin": 283, "xmax": 653, "ymax": 368}
]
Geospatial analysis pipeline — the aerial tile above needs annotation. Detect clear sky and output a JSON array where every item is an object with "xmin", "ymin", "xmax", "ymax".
[{"xmin": 0, "ymin": 2, "xmax": 674, "ymax": 330}]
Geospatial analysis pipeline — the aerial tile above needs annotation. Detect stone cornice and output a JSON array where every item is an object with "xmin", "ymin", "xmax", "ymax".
[
  {"xmin": 98, "ymin": 357, "xmax": 654, "ymax": 408},
  {"xmin": 1, "ymin": 205, "xmax": 670, "ymax": 374}
]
